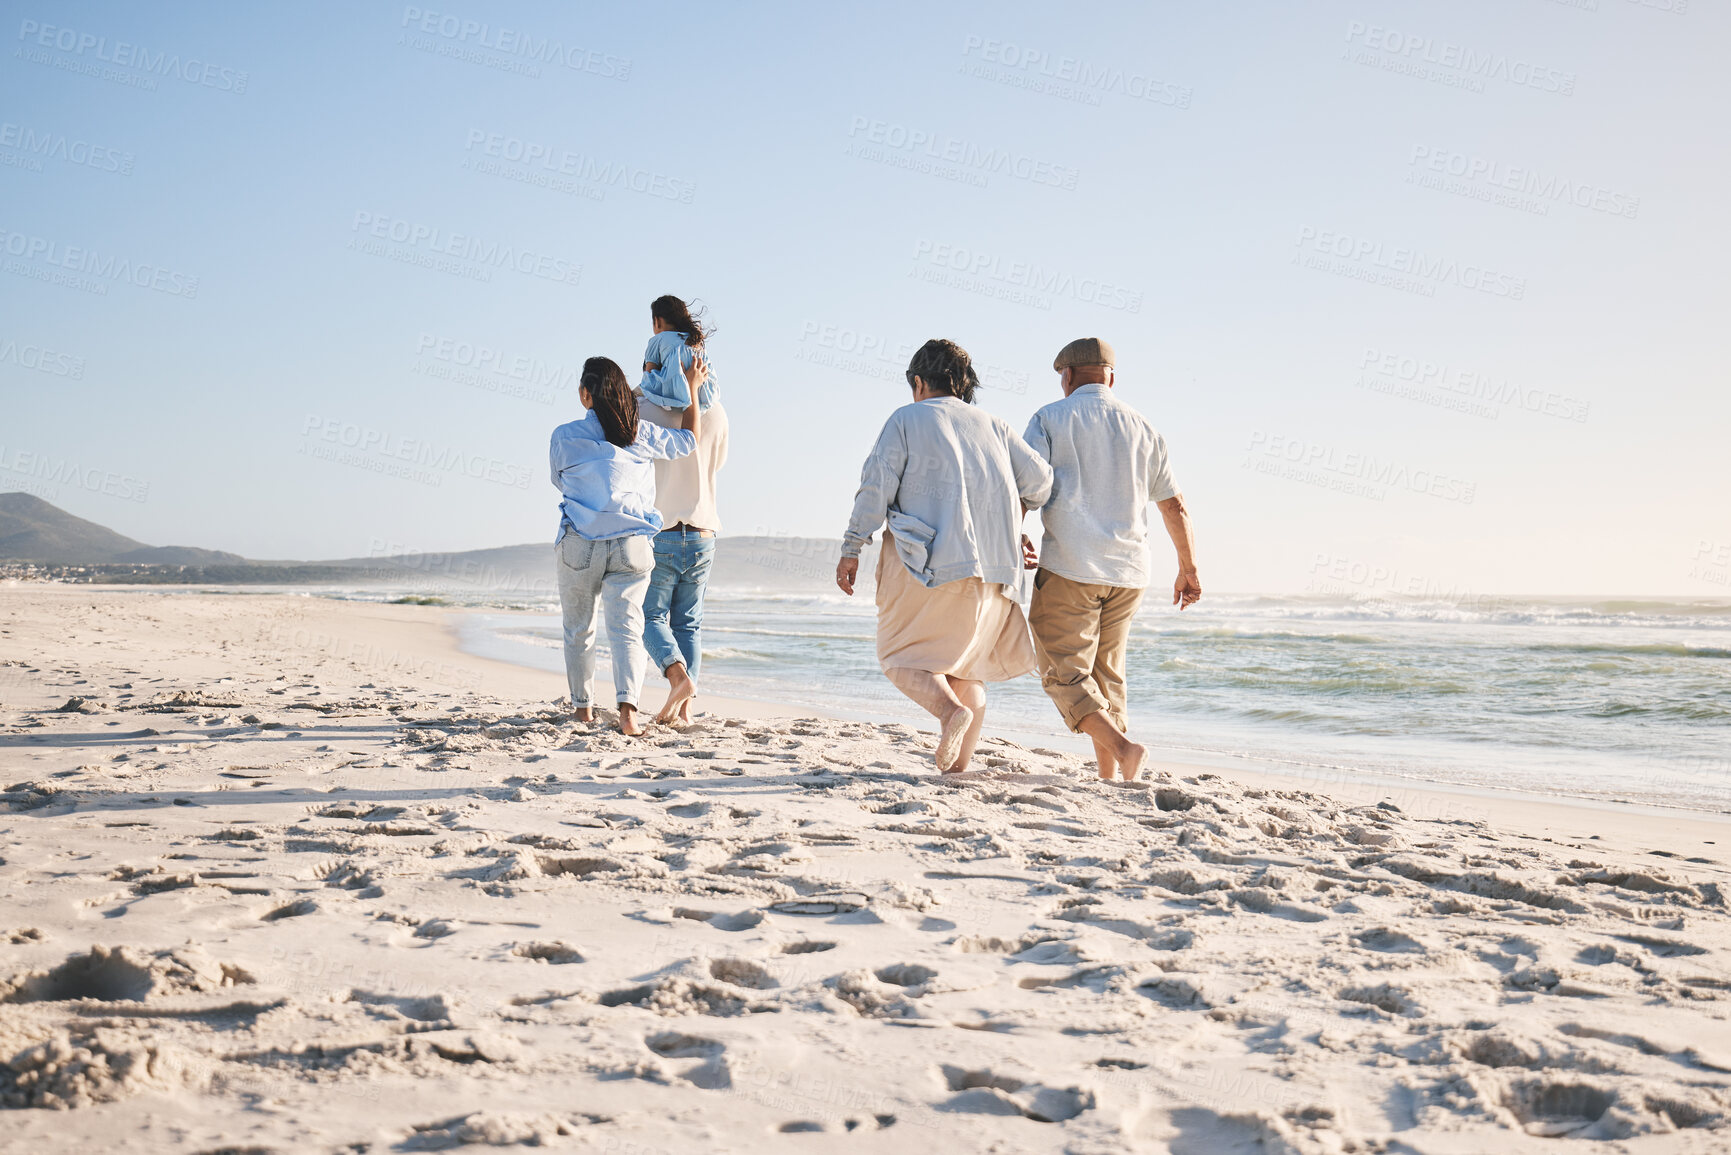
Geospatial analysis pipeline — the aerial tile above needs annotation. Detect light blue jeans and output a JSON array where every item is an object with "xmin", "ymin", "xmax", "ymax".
[
  {"xmin": 555, "ymin": 529, "xmax": 654, "ymax": 708},
  {"xmin": 643, "ymin": 529, "xmax": 716, "ymax": 680}
]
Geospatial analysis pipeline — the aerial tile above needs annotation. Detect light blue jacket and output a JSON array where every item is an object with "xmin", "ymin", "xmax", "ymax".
[
  {"xmin": 550, "ymin": 412, "xmax": 695, "ymax": 541},
  {"xmin": 842, "ymin": 397, "xmax": 1053, "ymax": 589},
  {"xmin": 639, "ymin": 330, "xmax": 719, "ymax": 411}
]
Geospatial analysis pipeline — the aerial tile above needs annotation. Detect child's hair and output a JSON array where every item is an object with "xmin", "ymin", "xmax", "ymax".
[
  {"xmin": 905, "ymin": 338, "xmax": 980, "ymax": 404},
  {"xmin": 581, "ymin": 357, "xmax": 638, "ymax": 448},
  {"xmin": 651, "ymin": 295, "xmax": 710, "ymax": 348}
]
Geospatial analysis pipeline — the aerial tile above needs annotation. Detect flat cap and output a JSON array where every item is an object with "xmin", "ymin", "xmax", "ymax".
[{"xmin": 1053, "ymin": 336, "xmax": 1116, "ymax": 370}]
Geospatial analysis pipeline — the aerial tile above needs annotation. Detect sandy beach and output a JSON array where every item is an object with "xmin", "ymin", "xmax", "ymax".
[{"xmin": 2, "ymin": 586, "xmax": 1728, "ymax": 1153}]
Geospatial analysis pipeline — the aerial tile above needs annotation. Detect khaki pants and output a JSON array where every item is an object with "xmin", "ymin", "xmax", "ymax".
[{"xmin": 1028, "ymin": 568, "xmax": 1143, "ymax": 734}]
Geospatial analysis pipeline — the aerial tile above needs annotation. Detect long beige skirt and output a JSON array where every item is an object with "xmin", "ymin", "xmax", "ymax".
[{"xmin": 875, "ymin": 534, "xmax": 1036, "ymax": 682}]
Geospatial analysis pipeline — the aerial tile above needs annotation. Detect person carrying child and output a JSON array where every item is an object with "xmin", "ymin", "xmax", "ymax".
[{"xmin": 549, "ymin": 352, "xmax": 707, "ymax": 735}]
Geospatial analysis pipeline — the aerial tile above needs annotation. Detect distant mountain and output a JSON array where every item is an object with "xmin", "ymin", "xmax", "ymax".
[
  {"xmin": 0, "ymin": 494, "xmax": 247, "ymax": 564},
  {"xmin": 0, "ymin": 497, "xmax": 868, "ymax": 590},
  {"xmin": 120, "ymin": 545, "xmax": 251, "ymax": 565},
  {"xmin": 309, "ymin": 543, "xmax": 556, "ymax": 593},
  {"xmin": 710, "ymin": 535, "xmax": 878, "ymax": 590},
  {"xmin": 306, "ymin": 537, "xmax": 878, "ymax": 593}
]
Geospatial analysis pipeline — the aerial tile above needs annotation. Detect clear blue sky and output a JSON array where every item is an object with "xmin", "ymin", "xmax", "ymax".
[{"xmin": 3, "ymin": 0, "xmax": 1726, "ymax": 594}]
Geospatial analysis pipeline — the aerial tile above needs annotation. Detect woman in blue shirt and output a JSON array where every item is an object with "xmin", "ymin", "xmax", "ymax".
[{"xmin": 550, "ymin": 354, "xmax": 704, "ymax": 735}]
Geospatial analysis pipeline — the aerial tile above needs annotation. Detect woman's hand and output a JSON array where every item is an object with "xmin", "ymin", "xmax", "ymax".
[
  {"xmin": 836, "ymin": 557, "xmax": 858, "ymax": 596},
  {"xmin": 683, "ymin": 351, "xmax": 709, "ymax": 392}
]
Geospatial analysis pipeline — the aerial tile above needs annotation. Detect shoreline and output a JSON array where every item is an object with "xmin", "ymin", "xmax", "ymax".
[
  {"xmin": 13, "ymin": 583, "xmax": 1729, "ymax": 850},
  {"xmin": 429, "ymin": 603, "xmax": 1731, "ymax": 858}
]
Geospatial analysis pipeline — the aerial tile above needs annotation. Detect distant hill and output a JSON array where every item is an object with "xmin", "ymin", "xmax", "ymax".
[
  {"xmin": 0, "ymin": 494, "xmax": 248, "ymax": 564},
  {"xmin": 0, "ymin": 497, "xmax": 869, "ymax": 590},
  {"xmin": 304, "ymin": 537, "xmax": 877, "ymax": 593},
  {"xmin": 710, "ymin": 535, "xmax": 878, "ymax": 590},
  {"xmin": 309, "ymin": 543, "xmax": 556, "ymax": 594}
]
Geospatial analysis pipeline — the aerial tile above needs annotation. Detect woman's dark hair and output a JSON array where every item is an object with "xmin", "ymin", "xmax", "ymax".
[
  {"xmin": 905, "ymin": 338, "xmax": 980, "ymax": 404},
  {"xmin": 581, "ymin": 356, "xmax": 638, "ymax": 448},
  {"xmin": 651, "ymin": 294, "xmax": 709, "ymax": 348}
]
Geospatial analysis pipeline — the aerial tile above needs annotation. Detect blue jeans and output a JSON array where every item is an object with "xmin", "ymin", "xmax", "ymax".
[
  {"xmin": 643, "ymin": 528, "xmax": 715, "ymax": 680},
  {"xmin": 555, "ymin": 529, "xmax": 654, "ymax": 708}
]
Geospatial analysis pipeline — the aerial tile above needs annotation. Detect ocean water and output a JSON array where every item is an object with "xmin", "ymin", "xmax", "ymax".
[{"xmin": 301, "ymin": 583, "xmax": 1731, "ymax": 814}]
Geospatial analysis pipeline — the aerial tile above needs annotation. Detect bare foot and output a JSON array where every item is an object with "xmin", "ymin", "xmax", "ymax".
[
  {"xmin": 934, "ymin": 705, "xmax": 974, "ymax": 772},
  {"xmin": 618, "ymin": 704, "xmax": 643, "ymax": 737},
  {"xmin": 1090, "ymin": 738, "xmax": 1117, "ymax": 780},
  {"xmin": 573, "ymin": 706, "xmax": 594, "ymax": 724},
  {"xmin": 655, "ymin": 663, "xmax": 696, "ymax": 724},
  {"xmin": 1117, "ymin": 742, "xmax": 1147, "ymax": 782}
]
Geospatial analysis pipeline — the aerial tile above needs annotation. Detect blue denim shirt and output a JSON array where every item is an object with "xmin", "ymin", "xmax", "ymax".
[
  {"xmin": 550, "ymin": 412, "xmax": 696, "ymax": 541},
  {"xmin": 842, "ymin": 397, "xmax": 1053, "ymax": 589},
  {"xmin": 639, "ymin": 330, "xmax": 719, "ymax": 411}
]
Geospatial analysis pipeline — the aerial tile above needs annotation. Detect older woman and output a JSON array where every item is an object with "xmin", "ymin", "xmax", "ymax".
[{"xmin": 836, "ymin": 339, "xmax": 1054, "ymax": 772}]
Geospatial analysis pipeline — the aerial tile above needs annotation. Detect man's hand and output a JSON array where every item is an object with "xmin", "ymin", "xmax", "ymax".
[
  {"xmin": 836, "ymin": 556, "xmax": 859, "ymax": 596},
  {"xmin": 1157, "ymin": 495, "xmax": 1199, "ymax": 610},
  {"xmin": 1021, "ymin": 534, "xmax": 1039, "ymax": 570},
  {"xmin": 1173, "ymin": 568, "xmax": 1201, "ymax": 609}
]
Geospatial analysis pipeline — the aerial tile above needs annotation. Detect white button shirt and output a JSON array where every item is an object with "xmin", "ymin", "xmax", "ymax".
[{"xmin": 1023, "ymin": 383, "xmax": 1179, "ymax": 589}]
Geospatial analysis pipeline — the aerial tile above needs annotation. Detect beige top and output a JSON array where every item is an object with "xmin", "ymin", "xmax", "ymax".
[{"xmin": 638, "ymin": 396, "xmax": 729, "ymax": 532}]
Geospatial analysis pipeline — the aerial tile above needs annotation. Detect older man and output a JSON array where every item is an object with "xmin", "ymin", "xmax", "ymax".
[{"xmin": 1023, "ymin": 337, "xmax": 1200, "ymax": 781}]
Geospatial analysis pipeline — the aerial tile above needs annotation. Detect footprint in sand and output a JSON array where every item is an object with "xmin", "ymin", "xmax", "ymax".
[
  {"xmin": 259, "ymin": 898, "xmax": 318, "ymax": 922},
  {"xmin": 673, "ymin": 907, "xmax": 764, "ymax": 932},
  {"xmin": 708, "ymin": 958, "xmax": 776, "ymax": 989},
  {"xmin": 511, "ymin": 941, "xmax": 583, "ymax": 964},
  {"xmin": 1352, "ymin": 926, "xmax": 1424, "ymax": 953},
  {"xmin": 1338, "ymin": 982, "xmax": 1419, "ymax": 1016},
  {"xmin": 874, "ymin": 963, "xmax": 938, "ymax": 989},
  {"xmin": 937, "ymin": 1065, "xmax": 1095, "ymax": 1122}
]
